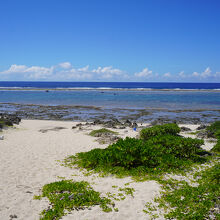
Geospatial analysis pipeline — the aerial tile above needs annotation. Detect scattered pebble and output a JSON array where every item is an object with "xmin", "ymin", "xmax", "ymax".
[
  {"xmin": 9, "ymin": 214, "xmax": 18, "ymax": 219},
  {"xmin": 180, "ymin": 126, "xmax": 191, "ymax": 132}
]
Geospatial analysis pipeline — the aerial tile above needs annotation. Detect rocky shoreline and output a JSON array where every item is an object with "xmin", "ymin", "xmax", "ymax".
[
  {"xmin": 0, "ymin": 112, "xmax": 216, "ymax": 143},
  {"xmin": 0, "ymin": 102, "xmax": 220, "ymax": 124}
]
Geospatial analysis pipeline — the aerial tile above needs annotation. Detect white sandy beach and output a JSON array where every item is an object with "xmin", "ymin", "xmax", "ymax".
[{"xmin": 0, "ymin": 120, "xmax": 214, "ymax": 220}]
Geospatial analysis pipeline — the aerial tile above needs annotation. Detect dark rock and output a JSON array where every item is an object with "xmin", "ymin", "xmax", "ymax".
[
  {"xmin": 124, "ymin": 119, "xmax": 132, "ymax": 127},
  {"xmin": 197, "ymin": 151, "xmax": 212, "ymax": 156},
  {"xmin": 109, "ymin": 136, "xmax": 120, "ymax": 142},
  {"xmin": 197, "ymin": 130, "xmax": 208, "ymax": 139},
  {"xmin": 92, "ymin": 118, "xmax": 138, "ymax": 129},
  {"xmin": 9, "ymin": 214, "xmax": 18, "ymax": 219},
  {"xmin": 197, "ymin": 124, "xmax": 207, "ymax": 130},
  {"xmin": 6, "ymin": 114, "xmax": 21, "ymax": 124},
  {"xmin": 4, "ymin": 120, "xmax": 13, "ymax": 126},
  {"xmin": 72, "ymin": 126, "xmax": 77, "ymax": 129},
  {"xmin": 93, "ymin": 119, "xmax": 102, "ymax": 125},
  {"xmin": 151, "ymin": 118, "xmax": 166, "ymax": 126},
  {"xmin": 104, "ymin": 121, "xmax": 117, "ymax": 128},
  {"xmin": 112, "ymin": 118, "xmax": 120, "ymax": 123},
  {"xmin": 132, "ymin": 122, "xmax": 138, "ymax": 128},
  {"xmin": 76, "ymin": 123, "xmax": 82, "ymax": 127},
  {"xmin": 0, "ymin": 113, "xmax": 21, "ymax": 127},
  {"xmin": 103, "ymin": 118, "xmax": 122, "ymax": 128},
  {"xmin": 180, "ymin": 126, "xmax": 191, "ymax": 132},
  {"xmin": 191, "ymin": 118, "xmax": 201, "ymax": 124}
]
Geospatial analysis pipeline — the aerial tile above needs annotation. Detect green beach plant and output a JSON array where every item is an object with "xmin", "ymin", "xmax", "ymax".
[
  {"xmin": 206, "ymin": 121, "xmax": 220, "ymax": 153},
  {"xmin": 145, "ymin": 163, "xmax": 220, "ymax": 219},
  {"xmin": 211, "ymin": 139, "xmax": 220, "ymax": 153},
  {"xmin": 65, "ymin": 124, "xmax": 208, "ymax": 177},
  {"xmin": 118, "ymin": 187, "xmax": 135, "ymax": 197},
  {"xmin": 34, "ymin": 180, "xmax": 114, "ymax": 220},
  {"xmin": 36, "ymin": 123, "xmax": 219, "ymax": 220},
  {"xmin": 89, "ymin": 128, "xmax": 118, "ymax": 137},
  {"xmin": 206, "ymin": 121, "xmax": 220, "ymax": 138},
  {"xmin": 140, "ymin": 123, "xmax": 180, "ymax": 140}
]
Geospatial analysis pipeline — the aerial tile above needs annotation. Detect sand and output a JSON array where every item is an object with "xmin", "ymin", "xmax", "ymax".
[{"xmin": 0, "ymin": 120, "xmax": 214, "ymax": 220}]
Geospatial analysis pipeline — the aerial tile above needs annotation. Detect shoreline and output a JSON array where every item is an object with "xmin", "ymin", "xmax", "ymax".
[
  {"xmin": 2, "ymin": 101, "xmax": 220, "ymax": 111},
  {"xmin": 0, "ymin": 102, "xmax": 220, "ymax": 124}
]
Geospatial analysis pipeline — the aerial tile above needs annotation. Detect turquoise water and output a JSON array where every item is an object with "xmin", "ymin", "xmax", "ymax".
[{"xmin": 0, "ymin": 90, "xmax": 220, "ymax": 110}]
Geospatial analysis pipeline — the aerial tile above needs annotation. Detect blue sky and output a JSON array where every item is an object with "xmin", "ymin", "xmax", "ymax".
[{"xmin": 0, "ymin": 0, "xmax": 219, "ymax": 82}]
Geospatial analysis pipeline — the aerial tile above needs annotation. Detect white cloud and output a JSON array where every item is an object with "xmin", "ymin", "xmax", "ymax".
[
  {"xmin": 192, "ymin": 71, "xmax": 199, "ymax": 77},
  {"xmin": 0, "ymin": 63, "xmax": 129, "ymax": 81},
  {"xmin": 1, "ymin": 64, "xmax": 219, "ymax": 82},
  {"xmin": 93, "ymin": 66, "xmax": 122, "ymax": 74},
  {"xmin": 134, "ymin": 68, "xmax": 153, "ymax": 78},
  {"xmin": 0, "ymin": 64, "xmax": 54, "ymax": 79},
  {"xmin": 59, "ymin": 62, "xmax": 71, "ymax": 69},
  {"xmin": 215, "ymin": 72, "xmax": 220, "ymax": 77},
  {"xmin": 164, "ymin": 72, "xmax": 171, "ymax": 77},
  {"xmin": 65, "ymin": 72, "xmax": 93, "ymax": 80},
  {"xmin": 92, "ymin": 66, "xmax": 125, "ymax": 79},
  {"xmin": 201, "ymin": 67, "xmax": 211, "ymax": 78},
  {"xmin": 191, "ymin": 67, "xmax": 212, "ymax": 79},
  {"xmin": 78, "ymin": 65, "xmax": 89, "ymax": 72},
  {"xmin": 178, "ymin": 71, "xmax": 185, "ymax": 77},
  {"xmin": 1, "ymin": 64, "xmax": 28, "ymax": 74},
  {"xmin": 61, "ymin": 65, "xmax": 93, "ymax": 80}
]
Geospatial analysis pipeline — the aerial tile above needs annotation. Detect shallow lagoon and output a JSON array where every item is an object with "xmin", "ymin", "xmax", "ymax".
[{"xmin": 1, "ymin": 90, "xmax": 220, "ymax": 110}]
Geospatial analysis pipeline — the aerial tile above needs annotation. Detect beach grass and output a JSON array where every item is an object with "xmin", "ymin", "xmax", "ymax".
[{"xmin": 89, "ymin": 128, "xmax": 118, "ymax": 137}]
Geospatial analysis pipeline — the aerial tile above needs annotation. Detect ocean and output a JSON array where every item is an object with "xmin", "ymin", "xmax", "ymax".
[
  {"xmin": 1, "ymin": 81, "xmax": 220, "ymax": 90},
  {"xmin": 0, "ymin": 81, "xmax": 220, "ymax": 123}
]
